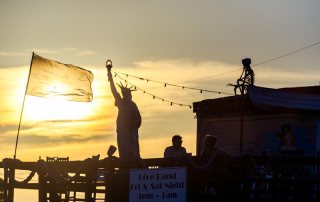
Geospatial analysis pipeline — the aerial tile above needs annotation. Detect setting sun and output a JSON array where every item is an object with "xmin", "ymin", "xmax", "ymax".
[
  {"xmin": 23, "ymin": 96, "xmax": 94, "ymax": 121},
  {"xmin": 1, "ymin": 1, "xmax": 320, "ymax": 201}
]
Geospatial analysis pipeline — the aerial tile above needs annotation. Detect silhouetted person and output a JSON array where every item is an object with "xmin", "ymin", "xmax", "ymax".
[
  {"xmin": 234, "ymin": 58, "xmax": 255, "ymax": 95},
  {"xmin": 164, "ymin": 135, "xmax": 187, "ymax": 158},
  {"xmin": 276, "ymin": 124, "xmax": 296, "ymax": 151},
  {"xmin": 201, "ymin": 134, "xmax": 221, "ymax": 160},
  {"xmin": 107, "ymin": 65, "xmax": 141, "ymax": 161}
]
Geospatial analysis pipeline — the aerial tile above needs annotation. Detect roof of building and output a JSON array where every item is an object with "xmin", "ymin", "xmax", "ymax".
[{"xmin": 193, "ymin": 85, "xmax": 320, "ymax": 117}]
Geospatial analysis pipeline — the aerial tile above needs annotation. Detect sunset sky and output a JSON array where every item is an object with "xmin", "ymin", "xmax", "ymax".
[{"xmin": 0, "ymin": 1, "xmax": 320, "ymax": 200}]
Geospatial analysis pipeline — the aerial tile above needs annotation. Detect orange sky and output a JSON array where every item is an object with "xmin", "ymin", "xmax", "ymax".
[
  {"xmin": 1, "ymin": 1, "xmax": 320, "ymax": 201},
  {"xmin": 0, "ymin": 61, "xmax": 235, "ymax": 161}
]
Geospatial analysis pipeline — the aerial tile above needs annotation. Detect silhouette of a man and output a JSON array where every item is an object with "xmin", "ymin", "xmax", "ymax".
[
  {"xmin": 107, "ymin": 68, "xmax": 141, "ymax": 160},
  {"xmin": 164, "ymin": 135, "xmax": 187, "ymax": 158}
]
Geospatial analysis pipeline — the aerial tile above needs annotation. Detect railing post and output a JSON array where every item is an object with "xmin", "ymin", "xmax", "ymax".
[
  {"xmin": 3, "ymin": 167, "xmax": 8, "ymax": 202},
  {"xmin": 84, "ymin": 171, "xmax": 92, "ymax": 201},
  {"xmin": 7, "ymin": 168, "xmax": 14, "ymax": 202},
  {"xmin": 38, "ymin": 168, "xmax": 46, "ymax": 202},
  {"xmin": 104, "ymin": 158, "xmax": 116, "ymax": 202},
  {"xmin": 0, "ymin": 178, "xmax": 4, "ymax": 202}
]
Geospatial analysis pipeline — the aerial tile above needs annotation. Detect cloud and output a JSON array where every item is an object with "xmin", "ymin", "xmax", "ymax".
[
  {"xmin": 0, "ymin": 52, "xmax": 27, "ymax": 57},
  {"xmin": 76, "ymin": 50, "xmax": 96, "ymax": 56},
  {"xmin": 0, "ymin": 133, "xmax": 110, "ymax": 146},
  {"xmin": 0, "ymin": 124, "xmax": 33, "ymax": 134},
  {"xmin": 0, "ymin": 48, "xmax": 97, "ymax": 58},
  {"xmin": 27, "ymin": 49, "xmax": 59, "ymax": 54},
  {"xmin": 63, "ymin": 48, "xmax": 96, "ymax": 56}
]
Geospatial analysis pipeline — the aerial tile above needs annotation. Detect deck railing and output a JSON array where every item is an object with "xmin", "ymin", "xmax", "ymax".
[{"xmin": 1, "ymin": 154, "xmax": 320, "ymax": 201}]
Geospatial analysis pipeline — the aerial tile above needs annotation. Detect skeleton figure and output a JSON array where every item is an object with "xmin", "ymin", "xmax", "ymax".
[
  {"xmin": 234, "ymin": 58, "xmax": 255, "ymax": 95},
  {"xmin": 107, "ymin": 70, "xmax": 141, "ymax": 160}
]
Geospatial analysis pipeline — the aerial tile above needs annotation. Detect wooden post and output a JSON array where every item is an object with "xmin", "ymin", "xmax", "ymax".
[
  {"xmin": 105, "ymin": 166, "xmax": 113, "ymax": 202},
  {"xmin": 38, "ymin": 169, "xmax": 46, "ymax": 202},
  {"xmin": 85, "ymin": 171, "xmax": 91, "ymax": 201},
  {"xmin": 196, "ymin": 112, "xmax": 202, "ymax": 155},
  {"xmin": 7, "ymin": 168, "xmax": 15, "ymax": 202},
  {"xmin": 85, "ymin": 167, "xmax": 95, "ymax": 202},
  {"xmin": 239, "ymin": 93, "xmax": 245, "ymax": 154},
  {"xmin": 240, "ymin": 108, "xmax": 244, "ymax": 154},
  {"xmin": 3, "ymin": 167, "xmax": 8, "ymax": 202},
  {"xmin": 0, "ymin": 178, "xmax": 4, "ymax": 202}
]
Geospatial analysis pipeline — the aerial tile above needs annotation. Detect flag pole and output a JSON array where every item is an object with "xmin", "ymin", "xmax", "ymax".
[{"xmin": 14, "ymin": 52, "xmax": 35, "ymax": 159}]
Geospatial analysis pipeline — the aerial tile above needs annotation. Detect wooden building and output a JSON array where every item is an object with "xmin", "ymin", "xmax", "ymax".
[{"xmin": 193, "ymin": 85, "xmax": 320, "ymax": 156}]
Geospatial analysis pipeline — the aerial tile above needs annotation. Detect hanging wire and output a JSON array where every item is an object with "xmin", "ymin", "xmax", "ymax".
[
  {"xmin": 113, "ymin": 40, "xmax": 320, "ymax": 88},
  {"xmin": 252, "ymin": 41, "xmax": 320, "ymax": 67},
  {"xmin": 177, "ymin": 40, "xmax": 320, "ymax": 83},
  {"xmin": 114, "ymin": 72, "xmax": 233, "ymax": 96},
  {"xmin": 115, "ymin": 73, "xmax": 193, "ymax": 109}
]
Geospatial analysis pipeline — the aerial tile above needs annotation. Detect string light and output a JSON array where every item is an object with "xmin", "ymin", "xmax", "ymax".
[
  {"xmin": 115, "ymin": 74, "xmax": 193, "ymax": 109},
  {"xmin": 114, "ymin": 71, "xmax": 233, "ymax": 96}
]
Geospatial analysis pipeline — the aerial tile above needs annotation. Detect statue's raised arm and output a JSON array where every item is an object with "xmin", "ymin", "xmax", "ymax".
[{"xmin": 106, "ymin": 60, "xmax": 121, "ymax": 101}]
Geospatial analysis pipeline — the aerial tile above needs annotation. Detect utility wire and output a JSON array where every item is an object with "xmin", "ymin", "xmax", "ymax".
[
  {"xmin": 113, "ymin": 40, "xmax": 320, "ymax": 101},
  {"xmin": 252, "ymin": 41, "xmax": 320, "ymax": 67},
  {"xmin": 182, "ymin": 40, "xmax": 320, "ymax": 83}
]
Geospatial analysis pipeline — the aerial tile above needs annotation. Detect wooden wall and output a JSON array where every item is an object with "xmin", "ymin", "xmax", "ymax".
[{"xmin": 197, "ymin": 113, "xmax": 319, "ymax": 156}]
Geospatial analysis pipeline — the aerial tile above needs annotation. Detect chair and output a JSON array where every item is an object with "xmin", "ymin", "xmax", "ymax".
[
  {"xmin": 68, "ymin": 155, "xmax": 102, "ymax": 202},
  {"xmin": 44, "ymin": 157, "xmax": 70, "ymax": 202}
]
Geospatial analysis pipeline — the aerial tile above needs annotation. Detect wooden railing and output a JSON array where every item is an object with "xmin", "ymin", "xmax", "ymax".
[{"xmin": 1, "ymin": 154, "xmax": 320, "ymax": 202}]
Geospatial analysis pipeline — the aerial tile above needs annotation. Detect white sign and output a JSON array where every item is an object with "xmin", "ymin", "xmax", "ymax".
[{"xmin": 129, "ymin": 167, "xmax": 187, "ymax": 202}]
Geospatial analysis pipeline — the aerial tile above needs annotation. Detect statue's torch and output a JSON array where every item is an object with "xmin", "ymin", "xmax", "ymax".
[
  {"xmin": 106, "ymin": 59, "xmax": 113, "ymax": 81},
  {"xmin": 106, "ymin": 59, "xmax": 113, "ymax": 71}
]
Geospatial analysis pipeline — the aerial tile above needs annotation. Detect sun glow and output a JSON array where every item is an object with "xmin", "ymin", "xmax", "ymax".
[
  {"xmin": 24, "ymin": 96, "xmax": 94, "ymax": 121},
  {"xmin": 45, "ymin": 82, "xmax": 68, "ymax": 95}
]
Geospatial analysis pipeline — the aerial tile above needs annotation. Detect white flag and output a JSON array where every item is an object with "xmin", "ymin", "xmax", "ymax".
[{"xmin": 26, "ymin": 53, "xmax": 94, "ymax": 102}]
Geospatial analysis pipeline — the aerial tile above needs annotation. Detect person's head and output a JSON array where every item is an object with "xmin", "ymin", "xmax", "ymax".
[{"xmin": 172, "ymin": 135, "xmax": 183, "ymax": 149}]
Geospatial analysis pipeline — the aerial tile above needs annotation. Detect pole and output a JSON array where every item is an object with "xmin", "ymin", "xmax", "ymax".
[
  {"xmin": 13, "ymin": 52, "xmax": 34, "ymax": 159},
  {"xmin": 239, "ymin": 91, "xmax": 245, "ymax": 154},
  {"xmin": 240, "ymin": 107, "xmax": 244, "ymax": 154}
]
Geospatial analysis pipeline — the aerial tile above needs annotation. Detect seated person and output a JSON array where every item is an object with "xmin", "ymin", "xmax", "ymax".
[
  {"xmin": 276, "ymin": 124, "xmax": 296, "ymax": 152},
  {"xmin": 199, "ymin": 134, "xmax": 229, "ymax": 169},
  {"xmin": 164, "ymin": 135, "xmax": 187, "ymax": 158},
  {"xmin": 201, "ymin": 134, "xmax": 220, "ymax": 159}
]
